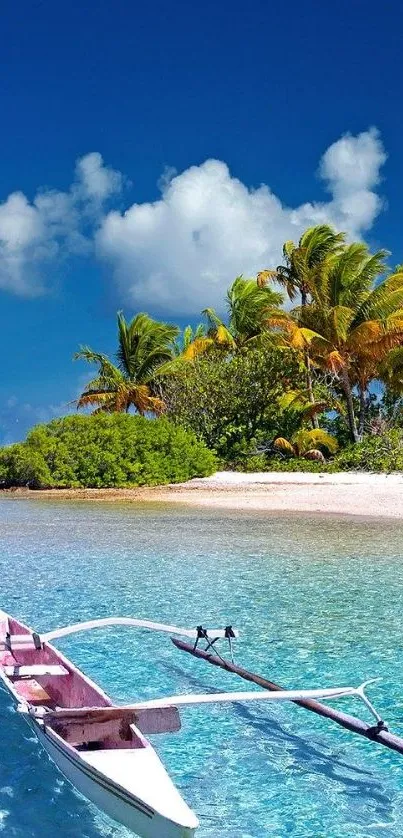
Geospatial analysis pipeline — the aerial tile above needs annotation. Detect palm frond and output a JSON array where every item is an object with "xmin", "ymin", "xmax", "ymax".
[
  {"xmin": 330, "ymin": 306, "xmax": 355, "ymax": 342},
  {"xmin": 273, "ymin": 437, "xmax": 296, "ymax": 455},
  {"xmin": 256, "ymin": 269, "xmax": 278, "ymax": 288},
  {"xmin": 379, "ymin": 347, "xmax": 403, "ymax": 394},
  {"xmin": 116, "ymin": 311, "xmax": 178, "ymax": 381},
  {"xmin": 325, "ymin": 350, "xmax": 345, "ymax": 372},
  {"xmin": 76, "ymin": 389, "xmax": 118, "ymax": 409},
  {"xmin": 355, "ymin": 272, "xmax": 403, "ymax": 323},
  {"xmin": 293, "ymin": 428, "xmax": 338, "ymax": 455},
  {"xmin": 202, "ymin": 307, "xmax": 225, "ymax": 331},
  {"xmin": 181, "ymin": 336, "xmax": 214, "ymax": 359}
]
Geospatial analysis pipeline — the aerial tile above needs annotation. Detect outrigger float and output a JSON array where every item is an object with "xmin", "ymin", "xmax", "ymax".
[{"xmin": 1, "ymin": 611, "xmax": 403, "ymax": 838}]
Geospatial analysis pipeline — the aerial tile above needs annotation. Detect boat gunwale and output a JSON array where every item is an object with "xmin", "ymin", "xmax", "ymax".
[{"xmin": 2, "ymin": 614, "xmax": 115, "ymax": 708}]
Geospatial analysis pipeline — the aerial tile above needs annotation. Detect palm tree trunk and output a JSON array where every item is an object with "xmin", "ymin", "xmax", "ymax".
[
  {"xmin": 358, "ymin": 386, "xmax": 366, "ymax": 441},
  {"xmin": 340, "ymin": 370, "xmax": 360, "ymax": 443},
  {"xmin": 305, "ymin": 352, "xmax": 319, "ymax": 429},
  {"xmin": 300, "ymin": 285, "xmax": 318, "ymax": 429}
]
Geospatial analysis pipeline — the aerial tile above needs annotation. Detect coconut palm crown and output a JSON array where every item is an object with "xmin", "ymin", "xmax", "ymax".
[
  {"xmin": 258, "ymin": 224, "xmax": 346, "ymax": 306},
  {"xmin": 202, "ymin": 275, "xmax": 283, "ymax": 349},
  {"xmin": 75, "ymin": 312, "xmax": 179, "ymax": 414}
]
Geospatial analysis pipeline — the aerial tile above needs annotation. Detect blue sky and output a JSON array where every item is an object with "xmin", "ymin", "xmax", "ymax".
[{"xmin": 1, "ymin": 0, "xmax": 402, "ymax": 442}]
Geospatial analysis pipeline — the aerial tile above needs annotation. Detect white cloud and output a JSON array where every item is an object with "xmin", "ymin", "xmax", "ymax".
[
  {"xmin": 0, "ymin": 129, "xmax": 387, "ymax": 306},
  {"xmin": 75, "ymin": 151, "xmax": 123, "ymax": 204},
  {"xmin": 318, "ymin": 127, "xmax": 387, "ymax": 232},
  {"xmin": 0, "ymin": 192, "xmax": 49, "ymax": 295},
  {"xmin": 0, "ymin": 152, "xmax": 122, "ymax": 295},
  {"xmin": 319, "ymin": 127, "xmax": 386, "ymax": 194},
  {"xmin": 97, "ymin": 128, "xmax": 387, "ymax": 314}
]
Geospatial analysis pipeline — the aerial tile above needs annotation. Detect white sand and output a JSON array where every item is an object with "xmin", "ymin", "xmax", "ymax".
[
  {"xmin": 4, "ymin": 472, "xmax": 402, "ymax": 519},
  {"xmin": 163, "ymin": 471, "xmax": 403, "ymax": 519}
]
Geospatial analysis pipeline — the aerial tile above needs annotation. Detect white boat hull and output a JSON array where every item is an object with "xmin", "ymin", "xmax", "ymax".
[{"xmin": 34, "ymin": 721, "xmax": 198, "ymax": 838}]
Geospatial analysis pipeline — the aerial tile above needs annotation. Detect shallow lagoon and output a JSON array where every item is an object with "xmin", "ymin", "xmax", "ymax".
[{"xmin": 1, "ymin": 498, "xmax": 403, "ymax": 837}]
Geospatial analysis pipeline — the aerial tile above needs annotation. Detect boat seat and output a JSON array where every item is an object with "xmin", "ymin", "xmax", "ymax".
[
  {"xmin": 0, "ymin": 635, "xmax": 39, "ymax": 652},
  {"xmin": 14, "ymin": 678, "xmax": 52, "ymax": 705},
  {"xmin": 3, "ymin": 664, "xmax": 69, "ymax": 677}
]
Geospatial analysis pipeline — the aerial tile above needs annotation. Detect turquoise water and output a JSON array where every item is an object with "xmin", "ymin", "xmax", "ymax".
[{"xmin": 1, "ymin": 499, "xmax": 403, "ymax": 837}]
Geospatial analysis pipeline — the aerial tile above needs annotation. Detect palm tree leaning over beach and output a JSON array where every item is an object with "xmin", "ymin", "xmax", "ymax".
[{"xmin": 75, "ymin": 312, "xmax": 179, "ymax": 414}]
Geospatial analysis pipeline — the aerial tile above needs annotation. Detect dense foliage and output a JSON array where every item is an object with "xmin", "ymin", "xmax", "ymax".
[
  {"xmin": 333, "ymin": 430, "xmax": 403, "ymax": 472},
  {"xmin": 265, "ymin": 230, "xmax": 403, "ymax": 443},
  {"xmin": 243, "ymin": 430, "xmax": 402, "ymax": 472},
  {"xmin": 0, "ymin": 414, "xmax": 216, "ymax": 488},
  {"xmin": 161, "ymin": 347, "xmax": 305, "ymax": 461}
]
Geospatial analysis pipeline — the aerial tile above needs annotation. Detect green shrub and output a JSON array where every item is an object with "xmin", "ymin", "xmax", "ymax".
[
  {"xmin": 0, "ymin": 414, "xmax": 217, "ymax": 488},
  {"xmin": 232, "ymin": 431, "xmax": 403, "ymax": 473},
  {"xmin": 162, "ymin": 346, "xmax": 305, "ymax": 461},
  {"xmin": 0, "ymin": 444, "xmax": 54, "ymax": 488},
  {"xmin": 241, "ymin": 454, "xmax": 271, "ymax": 472},
  {"xmin": 334, "ymin": 430, "xmax": 403, "ymax": 472}
]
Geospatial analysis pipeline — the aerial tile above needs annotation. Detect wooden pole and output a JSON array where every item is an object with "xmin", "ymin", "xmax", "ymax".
[
  {"xmin": 172, "ymin": 638, "xmax": 403, "ymax": 756},
  {"xmin": 42, "ymin": 705, "xmax": 181, "ymax": 734},
  {"xmin": 44, "ymin": 707, "xmax": 145, "ymax": 724}
]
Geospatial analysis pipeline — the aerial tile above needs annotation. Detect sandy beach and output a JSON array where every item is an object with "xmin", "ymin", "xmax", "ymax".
[{"xmin": 3, "ymin": 471, "xmax": 402, "ymax": 519}]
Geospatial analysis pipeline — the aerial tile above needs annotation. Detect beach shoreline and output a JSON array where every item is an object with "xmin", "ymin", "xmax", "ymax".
[{"xmin": 1, "ymin": 472, "xmax": 402, "ymax": 520}]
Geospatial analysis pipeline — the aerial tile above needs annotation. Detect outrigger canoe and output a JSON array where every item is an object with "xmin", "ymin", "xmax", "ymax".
[{"xmin": 1, "ymin": 609, "xmax": 401, "ymax": 837}]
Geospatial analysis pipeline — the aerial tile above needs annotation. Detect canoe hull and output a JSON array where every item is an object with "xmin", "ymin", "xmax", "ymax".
[
  {"xmin": 0, "ymin": 610, "xmax": 198, "ymax": 838},
  {"xmin": 34, "ymin": 723, "xmax": 196, "ymax": 838}
]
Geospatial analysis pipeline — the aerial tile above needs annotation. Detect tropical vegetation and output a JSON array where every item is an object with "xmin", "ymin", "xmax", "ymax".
[
  {"xmin": 202, "ymin": 275, "xmax": 282, "ymax": 349},
  {"xmin": 334, "ymin": 429, "xmax": 403, "ymax": 473},
  {"xmin": 273, "ymin": 429, "xmax": 338, "ymax": 463},
  {"xmin": 0, "ymin": 415, "xmax": 216, "ymax": 488},
  {"xmin": 161, "ymin": 346, "xmax": 304, "ymax": 461},
  {"xmin": 1, "ymin": 222, "xmax": 402, "ymax": 486},
  {"xmin": 75, "ymin": 312, "xmax": 179, "ymax": 414},
  {"xmin": 265, "ymin": 234, "xmax": 403, "ymax": 444}
]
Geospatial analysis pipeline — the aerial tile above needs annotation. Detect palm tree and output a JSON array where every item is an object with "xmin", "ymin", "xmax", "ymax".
[
  {"xmin": 278, "ymin": 390, "xmax": 332, "ymax": 424},
  {"xmin": 273, "ymin": 428, "xmax": 338, "ymax": 463},
  {"xmin": 259, "ymin": 225, "xmax": 345, "ymax": 426},
  {"xmin": 379, "ymin": 347, "xmax": 403, "ymax": 395},
  {"xmin": 172, "ymin": 324, "xmax": 212, "ymax": 360},
  {"xmin": 75, "ymin": 312, "xmax": 179, "ymax": 414},
  {"xmin": 202, "ymin": 275, "xmax": 283, "ymax": 349},
  {"xmin": 378, "ymin": 347, "xmax": 403, "ymax": 427},
  {"xmin": 258, "ymin": 224, "xmax": 345, "ymax": 306},
  {"xmin": 296, "ymin": 245, "xmax": 403, "ymax": 441}
]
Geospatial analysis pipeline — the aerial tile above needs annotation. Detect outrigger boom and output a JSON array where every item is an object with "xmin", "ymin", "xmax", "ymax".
[
  {"xmin": 0, "ymin": 617, "xmax": 239, "ymax": 651},
  {"xmin": 172, "ymin": 637, "xmax": 403, "ymax": 756},
  {"xmin": 37, "ymin": 680, "xmax": 384, "ymax": 727}
]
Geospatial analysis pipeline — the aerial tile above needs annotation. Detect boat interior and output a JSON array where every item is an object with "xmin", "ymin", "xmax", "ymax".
[{"xmin": 1, "ymin": 616, "xmax": 148, "ymax": 752}]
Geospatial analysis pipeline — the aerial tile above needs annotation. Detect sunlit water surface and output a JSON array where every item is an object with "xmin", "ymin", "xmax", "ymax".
[{"xmin": 1, "ymin": 499, "xmax": 403, "ymax": 837}]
